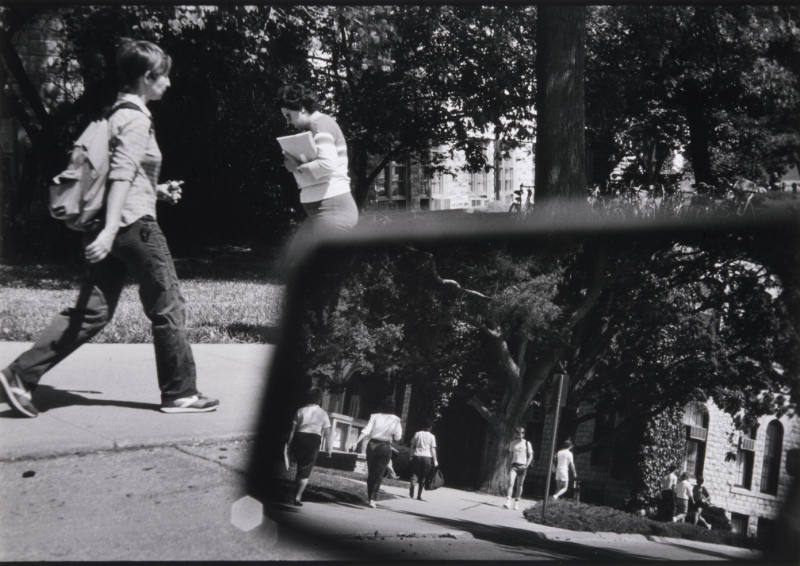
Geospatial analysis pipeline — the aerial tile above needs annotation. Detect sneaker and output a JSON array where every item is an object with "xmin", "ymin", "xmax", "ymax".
[
  {"xmin": 160, "ymin": 394, "xmax": 219, "ymax": 413},
  {"xmin": 368, "ymin": 500, "xmax": 377, "ymax": 508},
  {"xmin": 293, "ymin": 499, "xmax": 303, "ymax": 507},
  {"xmin": 503, "ymin": 499, "xmax": 511, "ymax": 509},
  {"xmin": 513, "ymin": 500, "xmax": 519, "ymax": 510},
  {"xmin": 0, "ymin": 367, "xmax": 38, "ymax": 418}
]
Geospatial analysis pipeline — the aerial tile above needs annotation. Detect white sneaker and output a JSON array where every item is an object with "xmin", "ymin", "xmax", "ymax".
[
  {"xmin": 503, "ymin": 499, "xmax": 511, "ymax": 509},
  {"xmin": 160, "ymin": 394, "xmax": 219, "ymax": 413},
  {"xmin": 368, "ymin": 500, "xmax": 377, "ymax": 508},
  {"xmin": 513, "ymin": 501, "xmax": 519, "ymax": 510}
]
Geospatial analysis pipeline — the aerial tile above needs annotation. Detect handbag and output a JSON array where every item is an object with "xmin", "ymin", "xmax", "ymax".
[{"xmin": 425, "ymin": 466, "xmax": 445, "ymax": 490}]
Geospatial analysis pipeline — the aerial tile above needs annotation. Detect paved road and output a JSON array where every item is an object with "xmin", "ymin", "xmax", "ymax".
[{"xmin": 0, "ymin": 342, "xmax": 763, "ymax": 561}]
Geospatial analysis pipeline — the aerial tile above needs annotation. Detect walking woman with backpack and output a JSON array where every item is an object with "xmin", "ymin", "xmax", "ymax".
[{"xmin": 0, "ymin": 38, "xmax": 218, "ymax": 417}]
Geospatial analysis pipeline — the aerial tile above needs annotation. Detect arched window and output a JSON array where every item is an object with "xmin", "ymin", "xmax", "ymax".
[
  {"xmin": 736, "ymin": 425, "xmax": 757, "ymax": 490},
  {"xmin": 682, "ymin": 402, "xmax": 709, "ymax": 479},
  {"xmin": 760, "ymin": 420, "xmax": 783, "ymax": 495}
]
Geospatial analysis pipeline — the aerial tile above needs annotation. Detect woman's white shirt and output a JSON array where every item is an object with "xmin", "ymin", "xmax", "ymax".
[
  {"xmin": 555, "ymin": 448, "xmax": 574, "ymax": 481},
  {"xmin": 293, "ymin": 404, "xmax": 330, "ymax": 436},
  {"xmin": 362, "ymin": 413, "xmax": 402, "ymax": 442}
]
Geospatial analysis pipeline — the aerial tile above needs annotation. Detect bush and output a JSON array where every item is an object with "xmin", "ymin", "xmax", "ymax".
[{"xmin": 523, "ymin": 498, "xmax": 756, "ymax": 549}]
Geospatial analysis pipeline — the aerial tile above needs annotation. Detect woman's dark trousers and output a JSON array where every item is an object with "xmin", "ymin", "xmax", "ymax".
[
  {"xmin": 366, "ymin": 439, "xmax": 392, "ymax": 501},
  {"xmin": 8, "ymin": 217, "xmax": 198, "ymax": 403}
]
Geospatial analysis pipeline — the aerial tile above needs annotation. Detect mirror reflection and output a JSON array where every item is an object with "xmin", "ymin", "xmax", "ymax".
[{"xmin": 249, "ymin": 214, "xmax": 800, "ymax": 562}]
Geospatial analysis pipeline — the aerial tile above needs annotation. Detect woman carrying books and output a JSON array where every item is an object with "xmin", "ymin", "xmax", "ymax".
[{"xmin": 278, "ymin": 84, "xmax": 358, "ymax": 266}]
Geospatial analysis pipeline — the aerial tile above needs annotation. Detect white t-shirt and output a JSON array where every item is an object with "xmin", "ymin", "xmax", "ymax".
[
  {"xmin": 509, "ymin": 439, "xmax": 533, "ymax": 466},
  {"xmin": 555, "ymin": 448, "xmax": 574, "ymax": 481},
  {"xmin": 293, "ymin": 404, "xmax": 330, "ymax": 436},
  {"xmin": 362, "ymin": 413, "xmax": 402, "ymax": 442},
  {"xmin": 411, "ymin": 430, "xmax": 437, "ymax": 457},
  {"xmin": 675, "ymin": 479, "xmax": 693, "ymax": 500}
]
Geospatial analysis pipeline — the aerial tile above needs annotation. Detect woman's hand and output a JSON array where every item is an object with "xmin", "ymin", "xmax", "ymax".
[
  {"xmin": 283, "ymin": 152, "xmax": 300, "ymax": 172},
  {"xmin": 156, "ymin": 180, "xmax": 184, "ymax": 204},
  {"xmin": 84, "ymin": 228, "xmax": 116, "ymax": 263}
]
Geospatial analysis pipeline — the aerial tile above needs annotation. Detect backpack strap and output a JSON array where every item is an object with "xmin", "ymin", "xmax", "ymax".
[
  {"xmin": 105, "ymin": 100, "xmax": 146, "ymax": 118},
  {"xmin": 105, "ymin": 101, "xmax": 153, "ymax": 134}
]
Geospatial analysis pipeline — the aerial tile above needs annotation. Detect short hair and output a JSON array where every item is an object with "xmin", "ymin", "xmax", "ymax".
[
  {"xmin": 377, "ymin": 396, "xmax": 395, "ymax": 414},
  {"xmin": 561, "ymin": 438, "xmax": 572, "ymax": 449},
  {"xmin": 277, "ymin": 83, "xmax": 318, "ymax": 113},
  {"xmin": 679, "ymin": 472, "xmax": 689, "ymax": 481},
  {"xmin": 116, "ymin": 38, "xmax": 172, "ymax": 91},
  {"xmin": 305, "ymin": 387, "xmax": 323, "ymax": 406}
]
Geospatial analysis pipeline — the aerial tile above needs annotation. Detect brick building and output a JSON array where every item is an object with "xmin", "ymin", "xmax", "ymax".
[{"xmin": 527, "ymin": 399, "xmax": 798, "ymax": 539}]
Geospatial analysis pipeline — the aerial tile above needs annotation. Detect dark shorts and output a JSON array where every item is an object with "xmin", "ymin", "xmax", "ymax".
[
  {"xmin": 291, "ymin": 432, "xmax": 322, "ymax": 479},
  {"xmin": 410, "ymin": 456, "xmax": 433, "ymax": 482},
  {"xmin": 676, "ymin": 497, "xmax": 689, "ymax": 514}
]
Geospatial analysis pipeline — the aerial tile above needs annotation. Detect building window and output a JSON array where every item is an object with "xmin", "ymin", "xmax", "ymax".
[
  {"xmin": 736, "ymin": 427, "xmax": 757, "ymax": 489},
  {"xmin": 730, "ymin": 513, "xmax": 749, "ymax": 535},
  {"xmin": 390, "ymin": 162, "xmax": 409, "ymax": 199},
  {"xmin": 471, "ymin": 171, "xmax": 486, "ymax": 196},
  {"xmin": 760, "ymin": 420, "xmax": 783, "ymax": 495},
  {"xmin": 682, "ymin": 402, "xmax": 708, "ymax": 479},
  {"xmin": 758, "ymin": 517, "xmax": 776, "ymax": 542}
]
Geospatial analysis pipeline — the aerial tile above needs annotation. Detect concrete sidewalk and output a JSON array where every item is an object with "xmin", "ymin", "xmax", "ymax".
[
  {"xmin": 271, "ymin": 482, "xmax": 762, "ymax": 561},
  {"xmin": 0, "ymin": 342, "xmax": 273, "ymax": 460},
  {"xmin": 0, "ymin": 342, "xmax": 762, "ymax": 560}
]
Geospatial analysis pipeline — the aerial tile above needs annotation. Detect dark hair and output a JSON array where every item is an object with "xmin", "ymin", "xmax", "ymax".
[
  {"xmin": 561, "ymin": 438, "xmax": 573, "ymax": 449},
  {"xmin": 679, "ymin": 472, "xmax": 688, "ymax": 481},
  {"xmin": 377, "ymin": 396, "xmax": 395, "ymax": 414},
  {"xmin": 696, "ymin": 476, "xmax": 704, "ymax": 484},
  {"xmin": 116, "ymin": 38, "xmax": 172, "ymax": 92},
  {"xmin": 305, "ymin": 387, "xmax": 323, "ymax": 406},
  {"xmin": 277, "ymin": 83, "xmax": 318, "ymax": 112}
]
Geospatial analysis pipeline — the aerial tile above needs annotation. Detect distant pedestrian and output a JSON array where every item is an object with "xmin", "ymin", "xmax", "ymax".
[
  {"xmin": 552, "ymin": 439, "xmax": 576, "ymax": 500},
  {"xmin": 504, "ymin": 426, "xmax": 533, "ymax": 510},
  {"xmin": 351, "ymin": 397, "xmax": 402, "ymax": 508},
  {"xmin": 409, "ymin": 420, "xmax": 438, "ymax": 501},
  {"xmin": 278, "ymin": 83, "xmax": 358, "ymax": 268},
  {"xmin": 692, "ymin": 477, "xmax": 712, "ymax": 529},
  {"xmin": 0, "ymin": 38, "xmax": 218, "ymax": 418},
  {"xmin": 673, "ymin": 472, "xmax": 693, "ymax": 522},
  {"xmin": 284, "ymin": 387, "xmax": 332, "ymax": 506},
  {"xmin": 659, "ymin": 466, "xmax": 678, "ymax": 521}
]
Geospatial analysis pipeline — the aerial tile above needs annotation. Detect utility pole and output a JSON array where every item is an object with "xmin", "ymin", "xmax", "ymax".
[{"xmin": 541, "ymin": 373, "xmax": 568, "ymax": 519}]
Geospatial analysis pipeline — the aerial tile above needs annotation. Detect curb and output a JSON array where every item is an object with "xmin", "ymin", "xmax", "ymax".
[{"xmin": 0, "ymin": 432, "xmax": 255, "ymax": 463}]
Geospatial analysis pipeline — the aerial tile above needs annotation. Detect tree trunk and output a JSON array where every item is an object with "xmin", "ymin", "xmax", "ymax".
[
  {"xmin": 534, "ymin": 6, "xmax": 586, "ymax": 202},
  {"xmin": 479, "ymin": 419, "xmax": 515, "ymax": 494},
  {"xmin": 683, "ymin": 82, "xmax": 714, "ymax": 186},
  {"xmin": 494, "ymin": 124, "xmax": 503, "ymax": 201},
  {"xmin": 350, "ymin": 143, "xmax": 370, "ymax": 209}
]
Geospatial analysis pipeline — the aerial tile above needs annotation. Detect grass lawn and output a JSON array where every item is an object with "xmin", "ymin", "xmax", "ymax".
[
  {"xmin": 522, "ymin": 498, "xmax": 758, "ymax": 550},
  {"xmin": 0, "ymin": 246, "xmax": 285, "ymax": 343}
]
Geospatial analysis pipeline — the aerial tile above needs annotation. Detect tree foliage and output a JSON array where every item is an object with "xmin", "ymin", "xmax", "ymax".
[
  {"xmin": 290, "ymin": 202, "xmax": 798, "ymax": 493},
  {"xmin": 585, "ymin": 5, "xmax": 800, "ymax": 190}
]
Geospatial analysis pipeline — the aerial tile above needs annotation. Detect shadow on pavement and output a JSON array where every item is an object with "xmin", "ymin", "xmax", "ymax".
[
  {"xmin": 656, "ymin": 539, "xmax": 759, "ymax": 561},
  {"xmin": 29, "ymin": 385, "xmax": 160, "ymax": 413},
  {"xmin": 224, "ymin": 323, "xmax": 281, "ymax": 344},
  {"xmin": 399, "ymin": 511, "xmax": 656, "ymax": 563}
]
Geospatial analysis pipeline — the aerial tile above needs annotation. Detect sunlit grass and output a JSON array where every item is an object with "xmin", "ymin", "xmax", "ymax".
[{"xmin": 0, "ymin": 259, "xmax": 284, "ymax": 343}]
